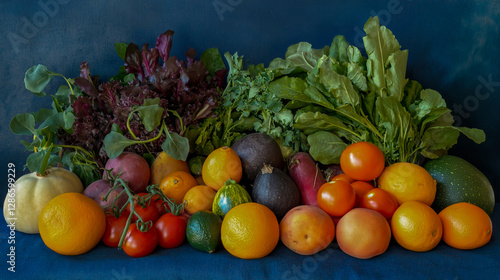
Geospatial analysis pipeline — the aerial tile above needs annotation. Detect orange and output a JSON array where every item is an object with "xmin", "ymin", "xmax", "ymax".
[
  {"xmin": 221, "ymin": 202, "xmax": 279, "ymax": 259},
  {"xmin": 150, "ymin": 151, "xmax": 190, "ymax": 185},
  {"xmin": 159, "ymin": 171, "xmax": 198, "ymax": 204},
  {"xmin": 202, "ymin": 146, "xmax": 242, "ymax": 191},
  {"xmin": 391, "ymin": 201, "xmax": 443, "ymax": 252},
  {"xmin": 377, "ymin": 162, "xmax": 436, "ymax": 205},
  {"xmin": 336, "ymin": 208, "xmax": 391, "ymax": 259},
  {"xmin": 38, "ymin": 192, "xmax": 106, "ymax": 255},
  {"xmin": 438, "ymin": 202, "xmax": 492, "ymax": 250},
  {"xmin": 183, "ymin": 185, "xmax": 217, "ymax": 215}
]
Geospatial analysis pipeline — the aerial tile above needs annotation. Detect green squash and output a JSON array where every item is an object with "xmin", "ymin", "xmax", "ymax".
[
  {"xmin": 424, "ymin": 155, "xmax": 495, "ymax": 215},
  {"xmin": 212, "ymin": 179, "xmax": 251, "ymax": 218}
]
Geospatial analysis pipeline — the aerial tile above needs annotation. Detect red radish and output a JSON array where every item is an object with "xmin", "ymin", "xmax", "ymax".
[{"xmin": 288, "ymin": 152, "xmax": 327, "ymax": 206}]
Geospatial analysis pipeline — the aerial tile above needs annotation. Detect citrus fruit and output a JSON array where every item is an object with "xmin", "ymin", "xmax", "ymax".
[
  {"xmin": 317, "ymin": 180, "xmax": 356, "ymax": 217},
  {"xmin": 377, "ymin": 162, "xmax": 437, "ymax": 205},
  {"xmin": 391, "ymin": 201, "xmax": 443, "ymax": 252},
  {"xmin": 186, "ymin": 210, "xmax": 222, "ymax": 253},
  {"xmin": 150, "ymin": 151, "xmax": 190, "ymax": 185},
  {"xmin": 221, "ymin": 202, "xmax": 280, "ymax": 259},
  {"xmin": 183, "ymin": 185, "xmax": 217, "ymax": 215},
  {"xmin": 159, "ymin": 170, "xmax": 198, "ymax": 204},
  {"xmin": 38, "ymin": 192, "xmax": 106, "ymax": 255},
  {"xmin": 438, "ymin": 202, "xmax": 492, "ymax": 250},
  {"xmin": 280, "ymin": 205, "xmax": 335, "ymax": 255},
  {"xmin": 202, "ymin": 146, "xmax": 242, "ymax": 191},
  {"xmin": 336, "ymin": 208, "xmax": 391, "ymax": 259}
]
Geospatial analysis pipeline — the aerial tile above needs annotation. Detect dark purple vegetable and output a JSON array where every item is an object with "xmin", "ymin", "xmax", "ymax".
[
  {"xmin": 252, "ymin": 164, "xmax": 301, "ymax": 221},
  {"xmin": 288, "ymin": 152, "xmax": 327, "ymax": 207},
  {"xmin": 323, "ymin": 164, "xmax": 343, "ymax": 182},
  {"xmin": 231, "ymin": 133, "xmax": 284, "ymax": 186}
]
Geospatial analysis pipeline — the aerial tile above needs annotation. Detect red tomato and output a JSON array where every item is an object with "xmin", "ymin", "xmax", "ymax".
[
  {"xmin": 154, "ymin": 213, "xmax": 187, "ymax": 249},
  {"xmin": 122, "ymin": 223, "xmax": 158, "ymax": 258},
  {"xmin": 351, "ymin": 181, "xmax": 375, "ymax": 207},
  {"xmin": 317, "ymin": 180, "xmax": 356, "ymax": 217},
  {"xmin": 102, "ymin": 211, "xmax": 129, "ymax": 247},
  {"xmin": 127, "ymin": 193, "xmax": 161, "ymax": 223},
  {"xmin": 359, "ymin": 188, "xmax": 399, "ymax": 219},
  {"xmin": 330, "ymin": 173, "xmax": 355, "ymax": 184},
  {"xmin": 151, "ymin": 194, "xmax": 167, "ymax": 215},
  {"xmin": 340, "ymin": 141, "xmax": 385, "ymax": 181}
]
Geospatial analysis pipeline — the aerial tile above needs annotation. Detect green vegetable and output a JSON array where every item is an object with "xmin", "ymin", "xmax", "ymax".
[
  {"xmin": 424, "ymin": 155, "xmax": 495, "ymax": 215},
  {"xmin": 202, "ymin": 16, "xmax": 485, "ymax": 165}
]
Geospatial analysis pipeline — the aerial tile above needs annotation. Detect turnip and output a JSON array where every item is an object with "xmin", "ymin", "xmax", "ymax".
[
  {"xmin": 104, "ymin": 152, "xmax": 151, "ymax": 193},
  {"xmin": 83, "ymin": 179, "xmax": 128, "ymax": 212},
  {"xmin": 288, "ymin": 152, "xmax": 327, "ymax": 206}
]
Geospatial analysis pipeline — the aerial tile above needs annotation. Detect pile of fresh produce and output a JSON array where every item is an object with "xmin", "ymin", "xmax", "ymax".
[{"xmin": 4, "ymin": 16, "xmax": 495, "ymax": 260}]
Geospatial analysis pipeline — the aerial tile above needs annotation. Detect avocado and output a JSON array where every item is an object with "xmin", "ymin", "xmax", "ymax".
[{"xmin": 424, "ymin": 155, "xmax": 495, "ymax": 215}]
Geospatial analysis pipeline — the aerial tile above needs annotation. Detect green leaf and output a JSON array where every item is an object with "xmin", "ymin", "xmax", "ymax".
[
  {"xmin": 293, "ymin": 111, "xmax": 349, "ymax": 136},
  {"xmin": 62, "ymin": 151, "xmax": 100, "ymax": 187},
  {"xmin": 314, "ymin": 56, "xmax": 360, "ymax": 107},
  {"xmin": 347, "ymin": 62, "xmax": 368, "ymax": 91},
  {"xmin": 416, "ymin": 89, "xmax": 447, "ymax": 120},
  {"xmin": 103, "ymin": 131, "xmax": 137, "ymax": 159},
  {"xmin": 10, "ymin": 113, "xmax": 36, "ymax": 135},
  {"xmin": 285, "ymin": 42, "xmax": 329, "ymax": 72},
  {"xmin": 161, "ymin": 133, "xmax": 190, "ymax": 161},
  {"xmin": 24, "ymin": 64, "xmax": 60, "ymax": 95},
  {"xmin": 362, "ymin": 17, "xmax": 402, "ymax": 96},
  {"xmin": 385, "ymin": 50, "xmax": 409, "ymax": 101},
  {"xmin": 137, "ymin": 99, "xmax": 164, "ymax": 132},
  {"xmin": 270, "ymin": 77, "xmax": 335, "ymax": 110},
  {"xmin": 200, "ymin": 48, "xmax": 226, "ymax": 76},
  {"xmin": 455, "ymin": 126, "xmax": 486, "ymax": 144},
  {"xmin": 114, "ymin": 42, "xmax": 128, "ymax": 61},
  {"xmin": 329, "ymin": 35, "xmax": 350, "ymax": 64},
  {"xmin": 307, "ymin": 131, "xmax": 347, "ymax": 165},
  {"xmin": 26, "ymin": 149, "xmax": 61, "ymax": 173}
]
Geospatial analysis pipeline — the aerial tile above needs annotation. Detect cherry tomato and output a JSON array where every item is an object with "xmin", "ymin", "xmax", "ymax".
[
  {"xmin": 102, "ymin": 211, "xmax": 129, "ymax": 247},
  {"xmin": 122, "ymin": 223, "xmax": 158, "ymax": 258},
  {"xmin": 340, "ymin": 141, "xmax": 385, "ymax": 181},
  {"xmin": 317, "ymin": 180, "xmax": 356, "ymax": 217},
  {"xmin": 151, "ymin": 194, "xmax": 167, "ymax": 215},
  {"xmin": 359, "ymin": 188, "xmax": 399, "ymax": 219},
  {"xmin": 154, "ymin": 213, "xmax": 187, "ymax": 249},
  {"xmin": 351, "ymin": 181, "xmax": 375, "ymax": 207},
  {"xmin": 330, "ymin": 173, "xmax": 355, "ymax": 183},
  {"xmin": 127, "ymin": 193, "xmax": 161, "ymax": 223}
]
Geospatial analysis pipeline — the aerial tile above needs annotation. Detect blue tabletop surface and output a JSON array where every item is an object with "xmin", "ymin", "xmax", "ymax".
[{"xmin": 0, "ymin": 204, "xmax": 499, "ymax": 280}]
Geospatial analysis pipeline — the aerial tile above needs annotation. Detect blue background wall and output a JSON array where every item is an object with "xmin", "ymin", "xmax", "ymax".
[{"xmin": 1, "ymin": 0, "xmax": 499, "ymax": 202}]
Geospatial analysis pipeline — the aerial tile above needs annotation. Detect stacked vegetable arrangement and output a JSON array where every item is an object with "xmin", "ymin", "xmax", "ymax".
[{"xmin": 5, "ymin": 17, "xmax": 495, "ymax": 259}]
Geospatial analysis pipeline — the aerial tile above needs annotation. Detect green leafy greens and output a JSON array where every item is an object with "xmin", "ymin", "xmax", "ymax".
[{"xmin": 197, "ymin": 16, "xmax": 485, "ymax": 165}]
